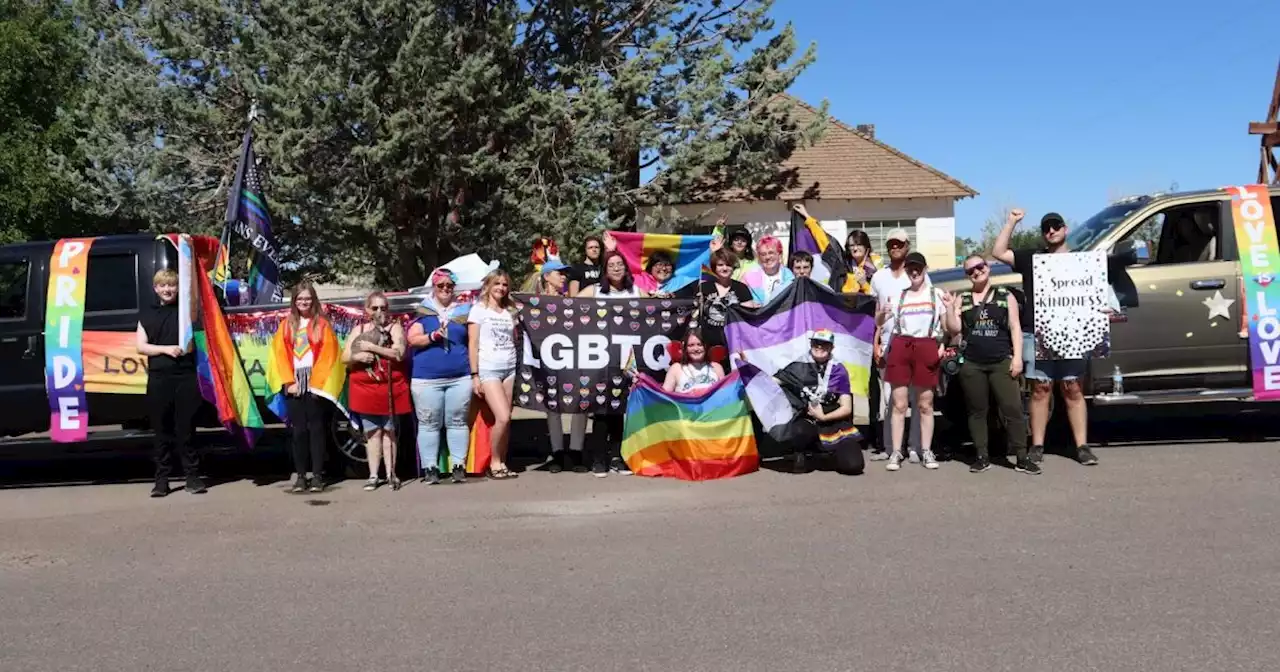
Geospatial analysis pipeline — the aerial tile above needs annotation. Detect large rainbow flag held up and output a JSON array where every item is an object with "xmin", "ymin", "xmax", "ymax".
[
  {"xmin": 622, "ymin": 371, "xmax": 760, "ymax": 481},
  {"xmin": 724, "ymin": 279, "xmax": 876, "ymax": 425},
  {"xmin": 609, "ymin": 231, "xmax": 716, "ymax": 294},
  {"xmin": 166, "ymin": 235, "xmax": 266, "ymax": 447}
]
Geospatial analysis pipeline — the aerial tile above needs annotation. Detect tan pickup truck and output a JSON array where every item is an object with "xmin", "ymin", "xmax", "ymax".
[{"xmin": 933, "ymin": 185, "xmax": 1280, "ymax": 406}]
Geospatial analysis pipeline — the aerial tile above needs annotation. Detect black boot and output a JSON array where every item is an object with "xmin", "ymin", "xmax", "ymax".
[
  {"xmin": 150, "ymin": 480, "xmax": 169, "ymax": 498},
  {"xmin": 185, "ymin": 476, "xmax": 208, "ymax": 494}
]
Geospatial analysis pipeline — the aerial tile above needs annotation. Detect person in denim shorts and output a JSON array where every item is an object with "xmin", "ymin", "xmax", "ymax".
[{"xmin": 992, "ymin": 209, "xmax": 1097, "ymax": 466}]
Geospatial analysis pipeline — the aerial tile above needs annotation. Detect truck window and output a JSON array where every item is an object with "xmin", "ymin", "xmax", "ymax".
[
  {"xmin": 84, "ymin": 253, "xmax": 139, "ymax": 313},
  {"xmin": 0, "ymin": 260, "xmax": 29, "ymax": 320},
  {"xmin": 1114, "ymin": 203, "xmax": 1221, "ymax": 265}
]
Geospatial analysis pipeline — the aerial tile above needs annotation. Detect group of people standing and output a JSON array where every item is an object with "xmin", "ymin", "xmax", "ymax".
[{"xmin": 136, "ymin": 204, "xmax": 1099, "ymax": 497}]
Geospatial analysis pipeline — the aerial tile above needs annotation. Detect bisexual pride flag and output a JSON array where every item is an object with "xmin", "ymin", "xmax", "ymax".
[
  {"xmin": 609, "ymin": 231, "xmax": 715, "ymax": 294},
  {"xmin": 725, "ymin": 279, "xmax": 876, "ymax": 424}
]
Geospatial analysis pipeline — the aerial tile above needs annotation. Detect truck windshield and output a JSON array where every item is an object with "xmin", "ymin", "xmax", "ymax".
[{"xmin": 1066, "ymin": 200, "xmax": 1148, "ymax": 251}]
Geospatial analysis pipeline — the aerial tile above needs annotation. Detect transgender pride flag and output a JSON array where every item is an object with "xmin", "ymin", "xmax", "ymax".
[{"xmin": 725, "ymin": 279, "xmax": 876, "ymax": 424}]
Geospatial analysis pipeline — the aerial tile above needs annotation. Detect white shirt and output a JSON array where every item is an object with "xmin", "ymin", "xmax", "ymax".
[
  {"xmin": 292, "ymin": 317, "xmax": 315, "ymax": 371},
  {"xmin": 871, "ymin": 264, "xmax": 930, "ymax": 346},
  {"xmin": 883, "ymin": 287, "xmax": 945, "ymax": 340},
  {"xmin": 468, "ymin": 303, "xmax": 517, "ymax": 369}
]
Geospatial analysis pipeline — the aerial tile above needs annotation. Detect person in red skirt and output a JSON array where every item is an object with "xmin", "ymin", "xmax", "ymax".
[{"xmin": 343, "ymin": 290, "xmax": 412, "ymax": 491}]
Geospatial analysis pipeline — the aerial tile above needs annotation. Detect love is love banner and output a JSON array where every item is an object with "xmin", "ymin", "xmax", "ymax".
[
  {"xmin": 1228, "ymin": 184, "xmax": 1280, "ymax": 400},
  {"xmin": 514, "ymin": 294, "xmax": 695, "ymax": 414}
]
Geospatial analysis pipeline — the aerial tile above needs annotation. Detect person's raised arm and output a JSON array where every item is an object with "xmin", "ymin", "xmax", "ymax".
[
  {"xmin": 943, "ymin": 293, "xmax": 963, "ymax": 336},
  {"xmin": 991, "ymin": 208, "xmax": 1024, "ymax": 266}
]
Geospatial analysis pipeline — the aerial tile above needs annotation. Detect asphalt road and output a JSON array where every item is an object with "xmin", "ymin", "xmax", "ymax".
[{"xmin": 3, "ymin": 408, "xmax": 1280, "ymax": 671}]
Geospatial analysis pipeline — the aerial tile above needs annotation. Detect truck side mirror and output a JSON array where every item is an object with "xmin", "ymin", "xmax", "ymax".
[{"xmin": 1112, "ymin": 239, "xmax": 1151, "ymax": 267}]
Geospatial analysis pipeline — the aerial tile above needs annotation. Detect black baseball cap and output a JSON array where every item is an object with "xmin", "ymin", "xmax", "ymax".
[
  {"xmin": 904, "ymin": 251, "xmax": 928, "ymax": 268},
  {"xmin": 728, "ymin": 228, "xmax": 752, "ymax": 242},
  {"xmin": 1040, "ymin": 212, "xmax": 1066, "ymax": 231}
]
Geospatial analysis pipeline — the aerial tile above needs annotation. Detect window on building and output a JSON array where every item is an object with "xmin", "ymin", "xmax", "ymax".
[
  {"xmin": 0, "ymin": 260, "xmax": 29, "ymax": 320},
  {"xmin": 85, "ymin": 253, "xmax": 139, "ymax": 313},
  {"xmin": 846, "ymin": 220, "xmax": 917, "ymax": 256}
]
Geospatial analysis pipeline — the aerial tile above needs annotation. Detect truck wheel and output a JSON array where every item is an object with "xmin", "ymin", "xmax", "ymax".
[{"xmin": 330, "ymin": 415, "xmax": 367, "ymax": 479}]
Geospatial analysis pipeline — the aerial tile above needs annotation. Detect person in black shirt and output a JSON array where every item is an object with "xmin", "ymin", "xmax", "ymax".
[
  {"xmin": 568, "ymin": 234, "xmax": 604, "ymax": 296},
  {"xmin": 992, "ymin": 209, "xmax": 1096, "ymax": 467},
  {"xmin": 135, "ymin": 268, "xmax": 206, "ymax": 497},
  {"xmin": 944, "ymin": 254, "xmax": 1035, "ymax": 475},
  {"xmin": 697, "ymin": 248, "xmax": 757, "ymax": 369}
]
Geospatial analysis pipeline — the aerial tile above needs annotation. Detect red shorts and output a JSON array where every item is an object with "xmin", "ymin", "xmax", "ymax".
[{"xmin": 884, "ymin": 335, "xmax": 941, "ymax": 389}]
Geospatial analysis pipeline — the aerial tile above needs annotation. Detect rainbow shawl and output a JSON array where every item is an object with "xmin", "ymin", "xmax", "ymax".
[
  {"xmin": 609, "ymin": 231, "xmax": 715, "ymax": 294},
  {"xmin": 265, "ymin": 318, "xmax": 348, "ymax": 422},
  {"xmin": 165, "ymin": 235, "xmax": 265, "ymax": 447},
  {"xmin": 622, "ymin": 371, "xmax": 759, "ymax": 481}
]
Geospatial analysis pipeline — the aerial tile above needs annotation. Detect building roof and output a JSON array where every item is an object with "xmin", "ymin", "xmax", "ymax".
[{"xmin": 685, "ymin": 95, "xmax": 977, "ymax": 203}]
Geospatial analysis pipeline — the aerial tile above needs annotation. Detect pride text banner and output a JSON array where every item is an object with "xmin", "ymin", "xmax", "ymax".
[
  {"xmin": 44, "ymin": 238, "xmax": 95, "ymax": 442},
  {"xmin": 1228, "ymin": 185, "xmax": 1280, "ymax": 401}
]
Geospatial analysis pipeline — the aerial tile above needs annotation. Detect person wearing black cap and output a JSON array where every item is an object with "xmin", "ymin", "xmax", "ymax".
[
  {"xmin": 726, "ymin": 228, "xmax": 757, "ymax": 280},
  {"xmin": 992, "ymin": 209, "xmax": 1097, "ymax": 467}
]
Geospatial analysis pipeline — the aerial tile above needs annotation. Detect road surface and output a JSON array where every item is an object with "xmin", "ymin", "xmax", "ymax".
[{"xmin": 2, "ymin": 431, "xmax": 1279, "ymax": 671}]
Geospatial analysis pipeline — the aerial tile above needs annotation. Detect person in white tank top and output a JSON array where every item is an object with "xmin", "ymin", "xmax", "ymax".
[{"xmin": 663, "ymin": 330, "xmax": 725, "ymax": 394}]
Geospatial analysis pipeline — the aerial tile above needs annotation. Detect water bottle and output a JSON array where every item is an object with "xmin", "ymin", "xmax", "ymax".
[{"xmin": 1111, "ymin": 366, "xmax": 1124, "ymax": 395}]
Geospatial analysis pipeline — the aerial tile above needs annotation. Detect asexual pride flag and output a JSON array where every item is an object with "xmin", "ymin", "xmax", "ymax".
[{"xmin": 725, "ymin": 279, "xmax": 876, "ymax": 423}]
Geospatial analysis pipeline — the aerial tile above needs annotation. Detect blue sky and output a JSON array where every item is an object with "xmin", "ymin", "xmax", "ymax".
[{"xmin": 773, "ymin": 0, "xmax": 1277, "ymax": 239}]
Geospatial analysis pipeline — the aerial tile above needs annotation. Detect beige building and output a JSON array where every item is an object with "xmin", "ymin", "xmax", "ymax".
[{"xmin": 642, "ymin": 96, "xmax": 977, "ymax": 269}]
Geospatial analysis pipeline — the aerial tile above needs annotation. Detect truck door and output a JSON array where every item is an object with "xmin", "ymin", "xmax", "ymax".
[
  {"xmin": 0, "ymin": 249, "xmax": 48, "ymax": 436},
  {"xmin": 1093, "ymin": 199, "xmax": 1246, "ymax": 393}
]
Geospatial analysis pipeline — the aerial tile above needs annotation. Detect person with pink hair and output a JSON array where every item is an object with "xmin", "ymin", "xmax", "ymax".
[{"xmin": 740, "ymin": 235, "xmax": 795, "ymax": 304}]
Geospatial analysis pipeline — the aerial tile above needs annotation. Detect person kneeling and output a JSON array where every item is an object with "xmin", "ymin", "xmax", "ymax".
[{"xmin": 772, "ymin": 329, "xmax": 864, "ymax": 475}]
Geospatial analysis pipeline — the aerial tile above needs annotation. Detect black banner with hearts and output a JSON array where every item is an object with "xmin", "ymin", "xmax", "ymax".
[{"xmin": 514, "ymin": 294, "xmax": 697, "ymax": 414}]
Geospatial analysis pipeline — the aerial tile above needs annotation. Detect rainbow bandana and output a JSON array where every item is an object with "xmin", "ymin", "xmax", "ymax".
[
  {"xmin": 1228, "ymin": 185, "xmax": 1280, "ymax": 400},
  {"xmin": 44, "ymin": 238, "xmax": 95, "ymax": 442}
]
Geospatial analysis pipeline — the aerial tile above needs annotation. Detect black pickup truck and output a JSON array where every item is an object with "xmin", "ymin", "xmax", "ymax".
[{"xmin": 0, "ymin": 234, "xmax": 421, "ymax": 473}]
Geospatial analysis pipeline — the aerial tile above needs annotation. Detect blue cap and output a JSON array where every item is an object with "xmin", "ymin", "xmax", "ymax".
[{"xmin": 541, "ymin": 259, "xmax": 569, "ymax": 274}]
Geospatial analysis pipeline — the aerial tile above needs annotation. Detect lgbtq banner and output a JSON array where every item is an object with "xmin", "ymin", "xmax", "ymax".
[
  {"xmin": 44, "ymin": 238, "xmax": 95, "ymax": 442},
  {"xmin": 1227, "ymin": 185, "xmax": 1280, "ymax": 401}
]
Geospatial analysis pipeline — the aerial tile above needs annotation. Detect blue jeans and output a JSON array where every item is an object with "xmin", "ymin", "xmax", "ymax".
[{"xmin": 411, "ymin": 376, "xmax": 471, "ymax": 470}]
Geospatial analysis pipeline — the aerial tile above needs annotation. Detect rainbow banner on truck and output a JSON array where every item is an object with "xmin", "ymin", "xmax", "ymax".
[
  {"xmin": 44, "ymin": 238, "xmax": 95, "ymax": 442},
  {"xmin": 1228, "ymin": 185, "xmax": 1280, "ymax": 401}
]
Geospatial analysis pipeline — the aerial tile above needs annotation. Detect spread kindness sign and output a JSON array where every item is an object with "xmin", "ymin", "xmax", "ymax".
[{"xmin": 1032, "ymin": 250, "xmax": 1111, "ymax": 360}]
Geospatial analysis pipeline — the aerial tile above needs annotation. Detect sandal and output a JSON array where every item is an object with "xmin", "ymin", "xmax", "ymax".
[{"xmin": 488, "ymin": 468, "xmax": 518, "ymax": 480}]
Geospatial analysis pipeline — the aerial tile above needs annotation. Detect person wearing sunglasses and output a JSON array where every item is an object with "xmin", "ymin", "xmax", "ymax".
[
  {"xmin": 992, "ymin": 210, "xmax": 1097, "ymax": 467},
  {"xmin": 344, "ymin": 291, "xmax": 410, "ymax": 491},
  {"xmin": 943, "ymin": 255, "xmax": 1036, "ymax": 475},
  {"xmin": 406, "ymin": 269, "xmax": 473, "ymax": 484},
  {"xmin": 868, "ymin": 228, "xmax": 926, "ymax": 463},
  {"xmin": 878, "ymin": 252, "xmax": 948, "ymax": 471}
]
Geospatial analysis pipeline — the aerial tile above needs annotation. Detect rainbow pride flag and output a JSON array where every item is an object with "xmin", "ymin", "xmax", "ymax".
[
  {"xmin": 609, "ymin": 231, "xmax": 715, "ymax": 294},
  {"xmin": 622, "ymin": 371, "xmax": 759, "ymax": 481},
  {"xmin": 173, "ymin": 235, "xmax": 265, "ymax": 447}
]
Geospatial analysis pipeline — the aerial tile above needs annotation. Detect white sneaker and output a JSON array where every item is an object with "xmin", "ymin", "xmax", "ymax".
[
  {"xmin": 922, "ymin": 450, "xmax": 939, "ymax": 470},
  {"xmin": 908, "ymin": 451, "xmax": 921, "ymax": 464},
  {"xmin": 886, "ymin": 452, "xmax": 903, "ymax": 471}
]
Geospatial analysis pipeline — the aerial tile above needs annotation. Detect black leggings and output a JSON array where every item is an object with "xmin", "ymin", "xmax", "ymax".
[{"xmin": 285, "ymin": 394, "xmax": 328, "ymax": 476}]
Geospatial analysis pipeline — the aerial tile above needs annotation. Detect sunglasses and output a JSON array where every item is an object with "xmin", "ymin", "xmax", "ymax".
[
  {"xmin": 965, "ymin": 263, "xmax": 987, "ymax": 276},
  {"xmin": 1042, "ymin": 222, "xmax": 1065, "ymax": 233},
  {"xmin": 369, "ymin": 305, "xmax": 388, "ymax": 312},
  {"xmin": 435, "ymin": 283, "xmax": 455, "ymax": 289},
  {"xmin": 887, "ymin": 240, "xmax": 907, "ymax": 249}
]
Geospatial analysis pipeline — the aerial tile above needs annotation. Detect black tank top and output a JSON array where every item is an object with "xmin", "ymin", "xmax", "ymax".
[{"xmin": 959, "ymin": 287, "xmax": 1013, "ymax": 364}]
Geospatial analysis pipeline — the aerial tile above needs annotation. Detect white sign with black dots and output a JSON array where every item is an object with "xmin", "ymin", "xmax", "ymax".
[{"xmin": 1032, "ymin": 251, "xmax": 1111, "ymax": 360}]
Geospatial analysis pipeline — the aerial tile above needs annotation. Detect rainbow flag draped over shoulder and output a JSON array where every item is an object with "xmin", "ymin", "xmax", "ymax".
[
  {"xmin": 265, "ymin": 318, "xmax": 348, "ymax": 422},
  {"xmin": 169, "ymin": 235, "xmax": 265, "ymax": 447},
  {"xmin": 622, "ymin": 371, "xmax": 759, "ymax": 481},
  {"xmin": 610, "ymin": 231, "xmax": 715, "ymax": 294}
]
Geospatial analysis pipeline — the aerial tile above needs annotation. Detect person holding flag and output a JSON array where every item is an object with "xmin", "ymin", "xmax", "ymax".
[{"xmin": 787, "ymin": 203, "xmax": 850, "ymax": 293}]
